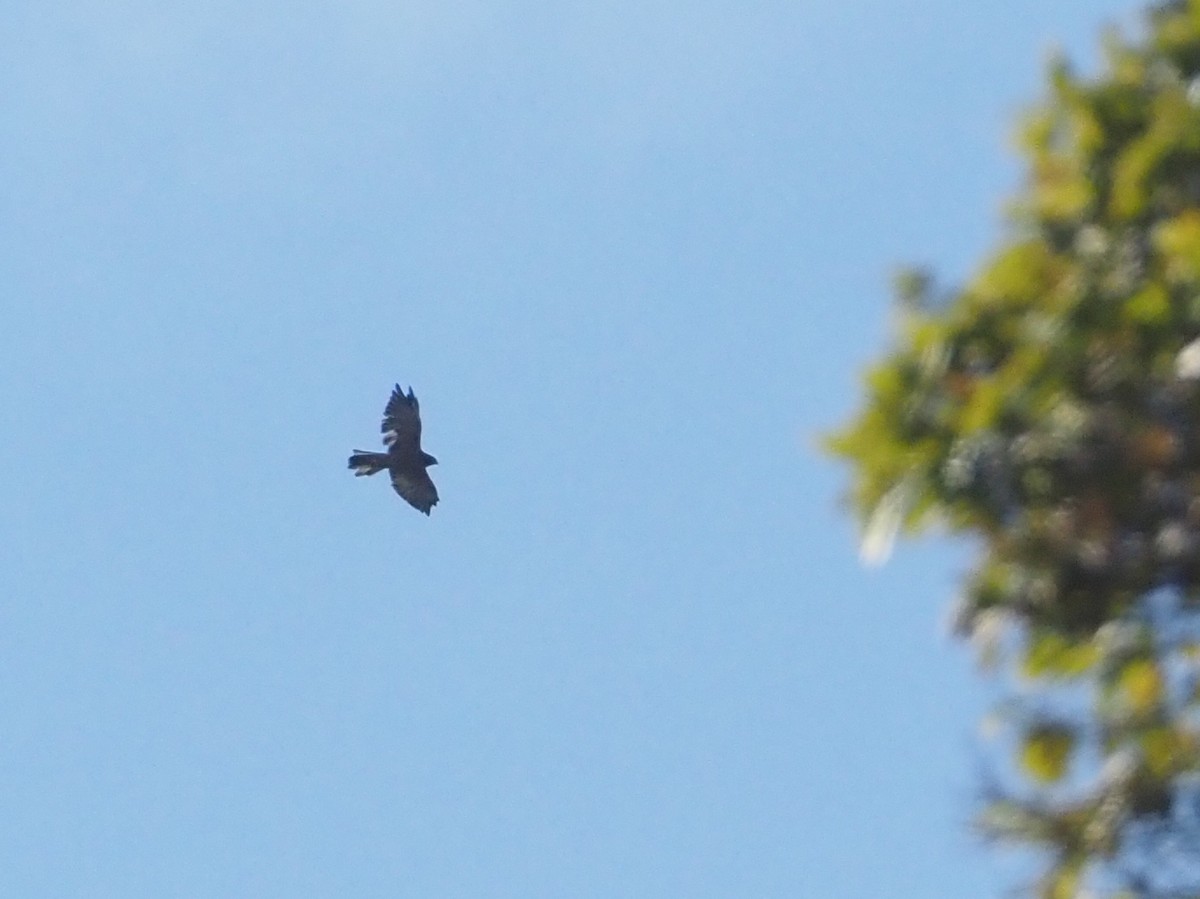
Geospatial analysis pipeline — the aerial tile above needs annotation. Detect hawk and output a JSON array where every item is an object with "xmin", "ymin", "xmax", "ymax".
[{"xmin": 348, "ymin": 384, "xmax": 439, "ymax": 514}]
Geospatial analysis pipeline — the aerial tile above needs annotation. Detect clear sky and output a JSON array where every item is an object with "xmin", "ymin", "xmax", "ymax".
[{"xmin": 2, "ymin": 2, "xmax": 1138, "ymax": 897}]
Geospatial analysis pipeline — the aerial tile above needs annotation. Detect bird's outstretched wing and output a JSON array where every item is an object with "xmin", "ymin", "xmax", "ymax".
[
  {"xmin": 390, "ymin": 466, "xmax": 439, "ymax": 515},
  {"xmin": 381, "ymin": 384, "xmax": 422, "ymax": 452}
]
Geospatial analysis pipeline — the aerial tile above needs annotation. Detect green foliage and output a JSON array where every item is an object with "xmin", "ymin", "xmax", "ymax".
[
  {"xmin": 828, "ymin": 2, "xmax": 1200, "ymax": 894},
  {"xmin": 1022, "ymin": 723, "xmax": 1077, "ymax": 783}
]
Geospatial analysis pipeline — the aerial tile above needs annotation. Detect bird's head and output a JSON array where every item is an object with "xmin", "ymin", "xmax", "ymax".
[{"xmin": 422, "ymin": 452, "xmax": 439, "ymax": 467}]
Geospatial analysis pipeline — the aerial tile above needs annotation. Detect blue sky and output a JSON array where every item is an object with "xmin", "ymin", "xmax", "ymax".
[{"xmin": 2, "ymin": 2, "xmax": 1137, "ymax": 896}]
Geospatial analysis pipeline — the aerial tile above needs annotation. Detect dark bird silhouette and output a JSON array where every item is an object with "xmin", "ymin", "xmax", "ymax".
[{"xmin": 348, "ymin": 384, "xmax": 439, "ymax": 514}]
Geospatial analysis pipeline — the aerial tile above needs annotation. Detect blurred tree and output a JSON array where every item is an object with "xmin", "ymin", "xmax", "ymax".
[{"xmin": 828, "ymin": 3, "xmax": 1200, "ymax": 896}]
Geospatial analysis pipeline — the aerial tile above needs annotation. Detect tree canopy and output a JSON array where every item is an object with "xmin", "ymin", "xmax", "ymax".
[{"xmin": 828, "ymin": 3, "xmax": 1200, "ymax": 895}]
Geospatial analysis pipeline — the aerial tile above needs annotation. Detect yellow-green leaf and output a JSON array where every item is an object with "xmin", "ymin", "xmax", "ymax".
[
  {"xmin": 1156, "ymin": 210, "xmax": 1200, "ymax": 280},
  {"xmin": 1118, "ymin": 658, "xmax": 1164, "ymax": 714},
  {"xmin": 1023, "ymin": 631, "xmax": 1099, "ymax": 679},
  {"xmin": 1032, "ymin": 171, "xmax": 1094, "ymax": 222},
  {"xmin": 1021, "ymin": 725, "xmax": 1075, "ymax": 783},
  {"xmin": 1141, "ymin": 726, "xmax": 1179, "ymax": 778},
  {"xmin": 1042, "ymin": 860, "xmax": 1081, "ymax": 899},
  {"xmin": 1124, "ymin": 282, "xmax": 1170, "ymax": 326}
]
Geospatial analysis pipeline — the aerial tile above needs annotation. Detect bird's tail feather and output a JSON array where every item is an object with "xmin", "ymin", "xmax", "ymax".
[{"xmin": 348, "ymin": 451, "xmax": 389, "ymax": 476}]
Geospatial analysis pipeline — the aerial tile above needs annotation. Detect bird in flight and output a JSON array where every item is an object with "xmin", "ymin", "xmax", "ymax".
[{"xmin": 348, "ymin": 384, "xmax": 439, "ymax": 514}]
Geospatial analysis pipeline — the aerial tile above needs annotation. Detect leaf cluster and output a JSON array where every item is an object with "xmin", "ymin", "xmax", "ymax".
[{"xmin": 828, "ymin": 3, "xmax": 1200, "ymax": 894}]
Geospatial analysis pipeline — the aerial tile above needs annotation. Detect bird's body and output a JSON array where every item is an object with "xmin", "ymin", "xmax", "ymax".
[{"xmin": 348, "ymin": 384, "xmax": 439, "ymax": 514}]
